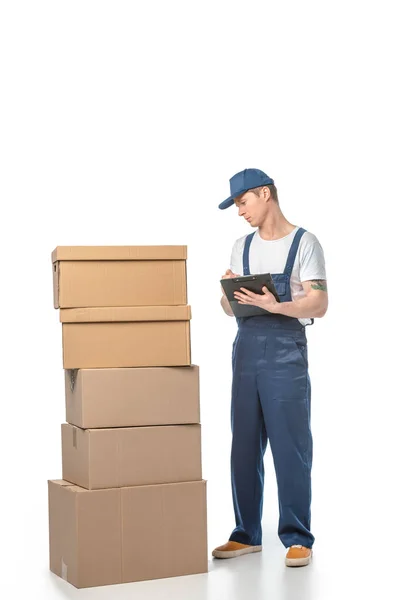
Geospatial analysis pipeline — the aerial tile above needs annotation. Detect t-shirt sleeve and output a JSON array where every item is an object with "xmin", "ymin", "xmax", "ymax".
[
  {"xmin": 299, "ymin": 240, "xmax": 327, "ymax": 282},
  {"xmin": 229, "ymin": 240, "xmax": 243, "ymax": 276}
]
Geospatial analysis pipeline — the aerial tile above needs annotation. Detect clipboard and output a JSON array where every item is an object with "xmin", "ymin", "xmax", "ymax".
[{"xmin": 220, "ymin": 273, "xmax": 280, "ymax": 318}]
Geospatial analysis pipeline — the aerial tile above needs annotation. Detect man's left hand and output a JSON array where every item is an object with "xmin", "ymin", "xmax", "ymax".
[{"xmin": 233, "ymin": 286, "xmax": 279, "ymax": 313}]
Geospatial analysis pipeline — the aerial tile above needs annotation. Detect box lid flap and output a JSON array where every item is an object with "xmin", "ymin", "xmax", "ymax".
[
  {"xmin": 60, "ymin": 305, "xmax": 192, "ymax": 323},
  {"xmin": 48, "ymin": 479, "xmax": 78, "ymax": 488},
  {"xmin": 48, "ymin": 479, "xmax": 89, "ymax": 493},
  {"xmin": 52, "ymin": 246, "xmax": 187, "ymax": 262}
]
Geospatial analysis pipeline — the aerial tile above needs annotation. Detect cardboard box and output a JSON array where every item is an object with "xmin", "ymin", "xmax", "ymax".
[
  {"xmin": 65, "ymin": 365, "xmax": 200, "ymax": 428},
  {"xmin": 62, "ymin": 423, "xmax": 202, "ymax": 489},
  {"xmin": 52, "ymin": 245, "xmax": 187, "ymax": 308},
  {"xmin": 48, "ymin": 479, "xmax": 208, "ymax": 588},
  {"xmin": 60, "ymin": 306, "xmax": 191, "ymax": 369}
]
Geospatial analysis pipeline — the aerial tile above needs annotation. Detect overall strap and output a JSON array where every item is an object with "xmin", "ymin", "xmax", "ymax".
[
  {"xmin": 283, "ymin": 227, "xmax": 306, "ymax": 277},
  {"xmin": 242, "ymin": 231, "xmax": 256, "ymax": 275},
  {"xmin": 284, "ymin": 227, "xmax": 315, "ymax": 327}
]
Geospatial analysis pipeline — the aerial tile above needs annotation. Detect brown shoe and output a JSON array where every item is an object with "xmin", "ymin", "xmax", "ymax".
[
  {"xmin": 285, "ymin": 545, "xmax": 312, "ymax": 567},
  {"xmin": 212, "ymin": 541, "xmax": 262, "ymax": 559}
]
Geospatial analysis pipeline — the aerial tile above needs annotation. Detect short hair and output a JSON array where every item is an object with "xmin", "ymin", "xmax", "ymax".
[{"xmin": 235, "ymin": 184, "xmax": 279, "ymax": 205}]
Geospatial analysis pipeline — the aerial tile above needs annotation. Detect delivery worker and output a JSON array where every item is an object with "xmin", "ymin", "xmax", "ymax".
[{"xmin": 212, "ymin": 168, "xmax": 328, "ymax": 567}]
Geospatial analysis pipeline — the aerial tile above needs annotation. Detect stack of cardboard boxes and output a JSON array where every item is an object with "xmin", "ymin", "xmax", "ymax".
[{"xmin": 48, "ymin": 246, "xmax": 208, "ymax": 589}]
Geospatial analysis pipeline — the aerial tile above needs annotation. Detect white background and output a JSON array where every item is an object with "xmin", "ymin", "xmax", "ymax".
[{"xmin": 1, "ymin": 1, "xmax": 399, "ymax": 599}]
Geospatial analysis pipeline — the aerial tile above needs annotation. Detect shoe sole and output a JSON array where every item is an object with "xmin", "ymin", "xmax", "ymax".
[
  {"xmin": 212, "ymin": 545, "xmax": 262, "ymax": 559},
  {"xmin": 285, "ymin": 552, "xmax": 312, "ymax": 567}
]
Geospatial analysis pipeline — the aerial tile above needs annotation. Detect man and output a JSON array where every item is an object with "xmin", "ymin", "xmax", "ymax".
[{"xmin": 212, "ymin": 168, "xmax": 328, "ymax": 567}]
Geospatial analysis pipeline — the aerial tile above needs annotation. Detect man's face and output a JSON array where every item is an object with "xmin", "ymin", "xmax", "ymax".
[{"xmin": 234, "ymin": 188, "xmax": 269, "ymax": 226}]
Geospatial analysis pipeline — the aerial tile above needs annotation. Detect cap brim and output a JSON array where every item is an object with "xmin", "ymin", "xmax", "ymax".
[
  {"xmin": 218, "ymin": 186, "xmax": 249, "ymax": 210},
  {"xmin": 218, "ymin": 178, "xmax": 275, "ymax": 210},
  {"xmin": 218, "ymin": 196, "xmax": 235, "ymax": 210}
]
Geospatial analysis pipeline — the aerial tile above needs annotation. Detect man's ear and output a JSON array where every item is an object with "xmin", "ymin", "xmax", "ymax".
[{"xmin": 262, "ymin": 187, "xmax": 270, "ymax": 201}]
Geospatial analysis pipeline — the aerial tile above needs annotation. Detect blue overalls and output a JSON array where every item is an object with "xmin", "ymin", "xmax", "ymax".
[{"xmin": 229, "ymin": 227, "xmax": 315, "ymax": 549}]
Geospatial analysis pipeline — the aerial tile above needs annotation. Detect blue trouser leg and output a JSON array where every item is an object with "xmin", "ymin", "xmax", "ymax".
[
  {"xmin": 258, "ymin": 330, "xmax": 314, "ymax": 548},
  {"xmin": 229, "ymin": 326, "xmax": 315, "ymax": 549},
  {"xmin": 229, "ymin": 333, "xmax": 268, "ymax": 546}
]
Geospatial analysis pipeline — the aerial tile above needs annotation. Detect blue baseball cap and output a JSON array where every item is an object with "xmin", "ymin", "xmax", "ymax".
[{"xmin": 219, "ymin": 168, "xmax": 274, "ymax": 210}]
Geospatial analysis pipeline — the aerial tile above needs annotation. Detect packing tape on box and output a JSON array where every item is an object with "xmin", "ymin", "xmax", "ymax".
[
  {"xmin": 68, "ymin": 369, "xmax": 78, "ymax": 393},
  {"xmin": 61, "ymin": 558, "xmax": 68, "ymax": 581},
  {"xmin": 72, "ymin": 427, "xmax": 77, "ymax": 449}
]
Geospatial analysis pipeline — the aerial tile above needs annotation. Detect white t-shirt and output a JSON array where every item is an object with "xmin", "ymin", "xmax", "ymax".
[{"xmin": 229, "ymin": 226, "xmax": 327, "ymax": 326}]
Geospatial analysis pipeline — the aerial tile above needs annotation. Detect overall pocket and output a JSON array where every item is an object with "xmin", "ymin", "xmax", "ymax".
[
  {"xmin": 273, "ymin": 280, "xmax": 287, "ymax": 297},
  {"xmin": 231, "ymin": 332, "xmax": 240, "ymax": 366},
  {"xmin": 290, "ymin": 336, "xmax": 308, "ymax": 369}
]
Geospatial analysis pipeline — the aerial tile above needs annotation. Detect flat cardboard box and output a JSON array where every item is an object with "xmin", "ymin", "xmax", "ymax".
[
  {"xmin": 52, "ymin": 245, "xmax": 187, "ymax": 308},
  {"xmin": 62, "ymin": 423, "xmax": 202, "ymax": 489},
  {"xmin": 48, "ymin": 479, "xmax": 208, "ymax": 588},
  {"xmin": 65, "ymin": 365, "xmax": 200, "ymax": 428},
  {"xmin": 60, "ymin": 306, "xmax": 191, "ymax": 369}
]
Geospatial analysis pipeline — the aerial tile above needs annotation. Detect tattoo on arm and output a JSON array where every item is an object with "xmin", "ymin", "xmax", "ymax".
[{"xmin": 310, "ymin": 279, "xmax": 328, "ymax": 292}]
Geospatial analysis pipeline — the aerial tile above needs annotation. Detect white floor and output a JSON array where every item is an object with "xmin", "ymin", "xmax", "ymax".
[{"xmin": 12, "ymin": 526, "xmax": 395, "ymax": 600}]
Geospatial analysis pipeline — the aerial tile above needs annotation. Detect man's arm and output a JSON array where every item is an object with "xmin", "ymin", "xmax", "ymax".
[
  {"xmin": 220, "ymin": 267, "xmax": 239, "ymax": 317},
  {"xmin": 221, "ymin": 294, "xmax": 234, "ymax": 317},
  {"xmin": 271, "ymin": 279, "xmax": 328, "ymax": 319}
]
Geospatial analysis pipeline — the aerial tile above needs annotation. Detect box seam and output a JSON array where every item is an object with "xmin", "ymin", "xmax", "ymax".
[
  {"xmin": 119, "ymin": 489, "xmax": 123, "ymax": 583},
  {"xmin": 80, "ymin": 371, "xmax": 84, "ymax": 428}
]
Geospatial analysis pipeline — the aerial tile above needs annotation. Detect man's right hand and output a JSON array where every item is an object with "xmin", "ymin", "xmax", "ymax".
[{"xmin": 220, "ymin": 269, "xmax": 241, "ymax": 297}]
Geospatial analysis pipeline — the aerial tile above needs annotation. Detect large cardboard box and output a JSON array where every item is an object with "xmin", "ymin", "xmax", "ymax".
[
  {"xmin": 48, "ymin": 479, "xmax": 208, "ymax": 588},
  {"xmin": 60, "ymin": 306, "xmax": 191, "ymax": 369},
  {"xmin": 65, "ymin": 365, "xmax": 200, "ymax": 428},
  {"xmin": 62, "ymin": 423, "xmax": 202, "ymax": 489},
  {"xmin": 52, "ymin": 245, "xmax": 187, "ymax": 308}
]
